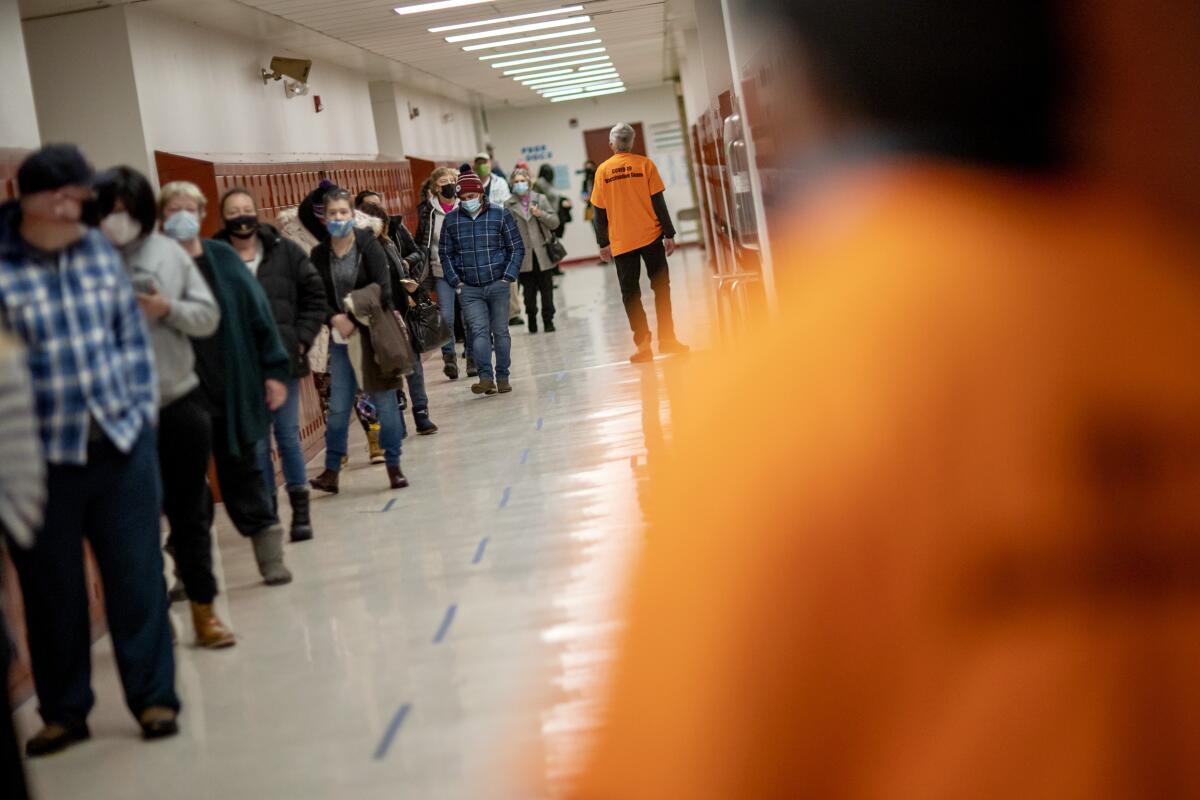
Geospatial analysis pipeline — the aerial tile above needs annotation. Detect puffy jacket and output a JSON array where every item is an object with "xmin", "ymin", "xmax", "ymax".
[
  {"xmin": 214, "ymin": 224, "xmax": 329, "ymax": 378},
  {"xmin": 438, "ymin": 202, "xmax": 525, "ymax": 288}
]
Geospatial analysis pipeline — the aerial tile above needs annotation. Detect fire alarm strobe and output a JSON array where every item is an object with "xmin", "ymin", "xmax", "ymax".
[{"xmin": 314, "ymin": 95, "xmax": 324, "ymax": 113}]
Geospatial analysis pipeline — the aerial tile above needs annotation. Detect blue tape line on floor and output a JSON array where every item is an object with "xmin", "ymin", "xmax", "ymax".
[
  {"xmin": 536, "ymin": 417, "xmax": 544, "ymax": 431},
  {"xmin": 382, "ymin": 499, "xmax": 396, "ymax": 513},
  {"xmin": 499, "ymin": 486, "xmax": 511, "ymax": 508},
  {"xmin": 473, "ymin": 537, "xmax": 489, "ymax": 564},
  {"xmin": 549, "ymin": 391, "xmax": 557, "ymax": 403},
  {"xmin": 434, "ymin": 604, "xmax": 457, "ymax": 644},
  {"xmin": 373, "ymin": 703, "xmax": 412, "ymax": 761}
]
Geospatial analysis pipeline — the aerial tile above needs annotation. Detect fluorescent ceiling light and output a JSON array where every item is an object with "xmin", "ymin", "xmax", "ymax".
[
  {"xmin": 509, "ymin": 68, "xmax": 576, "ymax": 81},
  {"xmin": 541, "ymin": 81, "xmax": 624, "ymax": 97},
  {"xmin": 446, "ymin": 16, "xmax": 591, "ymax": 43},
  {"xmin": 461, "ymin": 28, "xmax": 597, "ymax": 51},
  {"xmin": 551, "ymin": 86, "xmax": 628, "ymax": 102},
  {"xmin": 395, "ymin": 0, "xmax": 490, "ymax": 14},
  {"xmin": 478, "ymin": 39, "xmax": 602, "ymax": 60},
  {"xmin": 524, "ymin": 75, "xmax": 620, "ymax": 92},
  {"xmin": 503, "ymin": 56, "xmax": 609, "ymax": 75},
  {"xmin": 578, "ymin": 63, "xmax": 615, "ymax": 72},
  {"xmin": 520, "ymin": 69, "xmax": 619, "ymax": 87},
  {"xmin": 431, "ymin": 5, "xmax": 583, "ymax": 33},
  {"xmin": 492, "ymin": 47, "xmax": 605, "ymax": 68}
]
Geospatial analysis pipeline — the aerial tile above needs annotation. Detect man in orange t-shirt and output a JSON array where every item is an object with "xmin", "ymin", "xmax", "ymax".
[{"xmin": 590, "ymin": 123, "xmax": 689, "ymax": 362}]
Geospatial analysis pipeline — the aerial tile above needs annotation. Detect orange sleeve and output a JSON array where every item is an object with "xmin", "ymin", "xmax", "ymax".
[{"xmin": 647, "ymin": 159, "xmax": 666, "ymax": 195}]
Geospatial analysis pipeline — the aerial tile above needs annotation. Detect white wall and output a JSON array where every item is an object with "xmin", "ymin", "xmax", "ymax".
[
  {"xmin": 125, "ymin": 5, "xmax": 378, "ymax": 172},
  {"xmin": 0, "ymin": 0, "xmax": 39, "ymax": 149},
  {"xmin": 393, "ymin": 84, "xmax": 479, "ymax": 161},
  {"xmin": 486, "ymin": 85, "xmax": 697, "ymax": 259},
  {"xmin": 23, "ymin": 6, "xmax": 149, "ymax": 173}
]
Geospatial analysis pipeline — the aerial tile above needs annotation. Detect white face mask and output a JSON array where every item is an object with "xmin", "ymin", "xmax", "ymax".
[{"xmin": 100, "ymin": 212, "xmax": 142, "ymax": 247}]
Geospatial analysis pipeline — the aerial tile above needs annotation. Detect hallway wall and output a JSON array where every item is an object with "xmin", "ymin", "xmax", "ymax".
[
  {"xmin": 486, "ymin": 85, "xmax": 698, "ymax": 260},
  {"xmin": 0, "ymin": 0, "xmax": 39, "ymax": 150}
]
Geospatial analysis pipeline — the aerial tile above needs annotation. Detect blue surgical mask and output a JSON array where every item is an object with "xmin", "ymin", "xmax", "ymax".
[
  {"xmin": 512, "ymin": 182, "xmax": 529, "ymax": 195},
  {"xmin": 163, "ymin": 210, "xmax": 200, "ymax": 242},
  {"xmin": 326, "ymin": 218, "xmax": 355, "ymax": 238},
  {"xmin": 462, "ymin": 198, "xmax": 482, "ymax": 214}
]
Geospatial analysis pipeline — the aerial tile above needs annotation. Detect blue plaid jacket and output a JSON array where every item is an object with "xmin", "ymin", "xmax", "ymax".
[
  {"xmin": 438, "ymin": 202, "xmax": 525, "ymax": 288},
  {"xmin": 0, "ymin": 201, "xmax": 157, "ymax": 465}
]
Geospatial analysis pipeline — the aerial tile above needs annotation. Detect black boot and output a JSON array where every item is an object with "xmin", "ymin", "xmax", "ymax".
[{"xmin": 288, "ymin": 487, "xmax": 314, "ymax": 543}]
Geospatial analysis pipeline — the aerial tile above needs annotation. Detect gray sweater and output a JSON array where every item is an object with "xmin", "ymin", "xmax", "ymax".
[{"xmin": 120, "ymin": 232, "xmax": 220, "ymax": 406}]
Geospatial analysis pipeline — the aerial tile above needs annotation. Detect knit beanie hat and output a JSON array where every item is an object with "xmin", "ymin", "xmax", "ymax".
[{"xmin": 457, "ymin": 171, "xmax": 484, "ymax": 196}]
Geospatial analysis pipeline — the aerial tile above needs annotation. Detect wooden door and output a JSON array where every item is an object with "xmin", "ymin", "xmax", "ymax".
[{"xmin": 583, "ymin": 121, "xmax": 646, "ymax": 167}]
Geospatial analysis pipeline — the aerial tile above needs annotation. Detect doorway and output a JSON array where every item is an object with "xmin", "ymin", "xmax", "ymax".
[{"xmin": 583, "ymin": 122, "xmax": 646, "ymax": 166}]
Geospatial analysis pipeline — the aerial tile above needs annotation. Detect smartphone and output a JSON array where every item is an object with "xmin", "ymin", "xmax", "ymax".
[{"xmin": 131, "ymin": 274, "xmax": 159, "ymax": 295}]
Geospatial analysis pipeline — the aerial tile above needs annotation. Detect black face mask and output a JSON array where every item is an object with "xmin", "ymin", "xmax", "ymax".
[
  {"xmin": 224, "ymin": 215, "xmax": 260, "ymax": 239},
  {"xmin": 439, "ymin": 184, "xmax": 457, "ymax": 201}
]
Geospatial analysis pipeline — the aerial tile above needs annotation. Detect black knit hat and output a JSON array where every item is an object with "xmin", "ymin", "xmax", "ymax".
[{"xmin": 17, "ymin": 144, "xmax": 95, "ymax": 196}]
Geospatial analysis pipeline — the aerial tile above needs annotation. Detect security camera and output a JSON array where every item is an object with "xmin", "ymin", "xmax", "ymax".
[{"xmin": 261, "ymin": 56, "xmax": 312, "ymax": 84}]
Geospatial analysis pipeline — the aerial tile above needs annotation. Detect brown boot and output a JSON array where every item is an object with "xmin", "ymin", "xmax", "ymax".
[
  {"xmin": 138, "ymin": 706, "xmax": 179, "ymax": 740},
  {"xmin": 386, "ymin": 465, "xmax": 409, "ymax": 489},
  {"xmin": 190, "ymin": 602, "xmax": 236, "ymax": 649},
  {"xmin": 310, "ymin": 469, "xmax": 339, "ymax": 494}
]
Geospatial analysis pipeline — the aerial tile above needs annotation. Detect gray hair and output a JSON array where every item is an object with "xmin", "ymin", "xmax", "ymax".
[{"xmin": 609, "ymin": 122, "xmax": 636, "ymax": 152}]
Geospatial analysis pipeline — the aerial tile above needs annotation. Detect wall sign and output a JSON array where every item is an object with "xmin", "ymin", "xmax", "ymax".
[{"xmin": 520, "ymin": 144, "xmax": 554, "ymax": 161}]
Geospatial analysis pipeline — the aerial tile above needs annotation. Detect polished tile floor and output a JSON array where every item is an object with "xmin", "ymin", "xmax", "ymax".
[{"xmin": 15, "ymin": 249, "xmax": 714, "ymax": 799}]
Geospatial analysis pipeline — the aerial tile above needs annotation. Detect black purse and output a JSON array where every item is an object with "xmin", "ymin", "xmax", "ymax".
[
  {"xmin": 405, "ymin": 287, "xmax": 453, "ymax": 353},
  {"xmin": 545, "ymin": 227, "xmax": 568, "ymax": 265}
]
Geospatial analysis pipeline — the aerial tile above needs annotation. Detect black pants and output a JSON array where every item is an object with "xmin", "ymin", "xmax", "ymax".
[
  {"xmin": 519, "ymin": 254, "xmax": 556, "ymax": 323},
  {"xmin": 0, "ymin": 577, "xmax": 29, "ymax": 799},
  {"xmin": 159, "ymin": 390, "xmax": 217, "ymax": 604},
  {"xmin": 10, "ymin": 430, "xmax": 179, "ymax": 725},
  {"xmin": 613, "ymin": 239, "xmax": 676, "ymax": 347},
  {"xmin": 208, "ymin": 418, "xmax": 278, "ymax": 538}
]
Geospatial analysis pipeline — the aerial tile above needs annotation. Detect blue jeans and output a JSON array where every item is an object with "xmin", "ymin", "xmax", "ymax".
[
  {"xmin": 461, "ymin": 280, "xmax": 513, "ymax": 381},
  {"xmin": 325, "ymin": 343, "xmax": 402, "ymax": 470},
  {"xmin": 407, "ymin": 355, "xmax": 429, "ymax": 411},
  {"xmin": 436, "ymin": 277, "xmax": 459, "ymax": 358},
  {"xmin": 256, "ymin": 378, "xmax": 308, "ymax": 495}
]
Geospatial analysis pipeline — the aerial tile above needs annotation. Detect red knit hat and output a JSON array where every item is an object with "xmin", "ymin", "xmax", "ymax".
[{"xmin": 457, "ymin": 171, "xmax": 484, "ymax": 196}]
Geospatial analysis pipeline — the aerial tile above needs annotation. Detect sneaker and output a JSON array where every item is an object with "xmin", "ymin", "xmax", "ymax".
[
  {"xmin": 528, "ymin": 318, "xmax": 538, "ymax": 334},
  {"xmin": 414, "ymin": 409, "xmax": 438, "ymax": 435},
  {"xmin": 443, "ymin": 354, "xmax": 459, "ymax": 380},
  {"xmin": 472, "ymin": 378, "xmax": 497, "ymax": 395},
  {"xmin": 509, "ymin": 316, "xmax": 524, "ymax": 326},
  {"xmin": 544, "ymin": 320, "xmax": 556, "ymax": 333},
  {"xmin": 25, "ymin": 721, "xmax": 90, "ymax": 757},
  {"xmin": 497, "ymin": 379, "xmax": 513, "ymax": 394},
  {"xmin": 659, "ymin": 339, "xmax": 691, "ymax": 355},
  {"xmin": 398, "ymin": 390, "xmax": 408, "ymax": 412}
]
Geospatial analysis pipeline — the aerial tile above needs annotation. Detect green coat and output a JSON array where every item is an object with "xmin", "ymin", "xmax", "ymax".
[{"xmin": 200, "ymin": 240, "xmax": 291, "ymax": 456}]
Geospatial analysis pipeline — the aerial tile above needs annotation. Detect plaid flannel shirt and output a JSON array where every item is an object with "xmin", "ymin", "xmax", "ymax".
[
  {"xmin": 438, "ymin": 202, "xmax": 525, "ymax": 288},
  {"xmin": 0, "ymin": 203, "xmax": 158, "ymax": 465}
]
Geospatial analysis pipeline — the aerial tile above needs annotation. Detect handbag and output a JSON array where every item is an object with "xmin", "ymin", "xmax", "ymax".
[
  {"xmin": 405, "ymin": 286, "xmax": 453, "ymax": 354},
  {"xmin": 544, "ymin": 222, "xmax": 568, "ymax": 265}
]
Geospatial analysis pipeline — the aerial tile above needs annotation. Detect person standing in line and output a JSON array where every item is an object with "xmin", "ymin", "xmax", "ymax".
[
  {"xmin": 591, "ymin": 123, "xmax": 690, "ymax": 362},
  {"xmin": 95, "ymin": 167, "xmax": 235, "ymax": 648},
  {"xmin": 308, "ymin": 188, "xmax": 409, "ymax": 493},
  {"xmin": 439, "ymin": 171, "xmax": 525, "ymax": 396},
  {"xmin": 0, "ymin": 145, "xmax": 180, "ymax": 754},
  {"xmin": 216, "ymin": 188, "xmax": 329, "ymax": 543},
  {"xmin": 0, "ymin": 333, "xmax": 45, "ymax": 794},
  {"xmin": 359, "ymin": 199, "xmax": 440, "ymax": 436},
  {"xmin": 474, "ymin": 152, "xmax": 523, "ymax": 326},
  {"xmin": 158, "ymin": 181, "xmax": 295, "ymax": 586},
  {"xmin": 416, "ymin": 167, "xmax": 469, "ymax": 380},
  {"xmin": 504, "ymin": 167, "xmax": 561, "ymax": 334}
]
